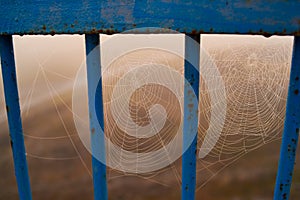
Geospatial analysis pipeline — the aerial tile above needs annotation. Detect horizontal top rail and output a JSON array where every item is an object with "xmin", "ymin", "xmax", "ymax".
[{"xmin": 0, "ymin": 0, "xmax": 300, "ymax": 36}]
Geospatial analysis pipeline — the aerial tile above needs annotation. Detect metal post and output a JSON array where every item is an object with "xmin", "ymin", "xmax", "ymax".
[
  {"xmin": 0, "ymin": 35, "xmax": 32, "ymax": 200},
  {"xmin": 182, "ymin": 34, "xmax": 200, "ymax": 200},
  {"xmin": 85, "ymin": 34, "xmax": 108, "ymax": 200},
  {"xmin": 274, "ymin": 36, "xmax": 300, "ymax": 200}
]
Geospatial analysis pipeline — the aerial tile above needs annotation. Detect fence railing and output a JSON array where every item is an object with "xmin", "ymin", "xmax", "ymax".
[{"xmin": 0, "ymin": 1, "xmax": 300, "ymax": 200}]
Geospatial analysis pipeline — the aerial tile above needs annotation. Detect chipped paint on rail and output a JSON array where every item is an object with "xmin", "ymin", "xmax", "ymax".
[{"xmin": 0, "ymin": 1, "xmax": 300, "ymax": 35}]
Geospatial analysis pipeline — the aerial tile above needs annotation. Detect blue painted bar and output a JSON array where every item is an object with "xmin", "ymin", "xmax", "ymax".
[
  {"xmin": 0, "ymin": 35, "xmax": 32, "ymax": 200},
  {"xmin": 182, "ymin": 34, "xmax": 200, "ymax": 200},
  {"xmin": 85, "ymin": 34, "xmax": 108, "ymax": 200},
  {"xmin": 0, "ymin": 1, "xmax": 300, "ymax": 35},
  {"xmin": 274, "ymin": 36, "xmax": 300, "ymax": 200}
]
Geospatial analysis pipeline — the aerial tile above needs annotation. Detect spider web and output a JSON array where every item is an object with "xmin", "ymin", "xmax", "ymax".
[
  {"xmin": 98, "ymin": 34, "xmax": 293, "ymax": 191},
  {"xmin": 100, "ymin": 36, "xmax": 292, "ymax": 189},
  {"xmin": 0, "ymin": 34, "xmax": 294, "ymax": 195},
  {"xmin": 195, "ymin": 35, "xmax": 293, "ymax": 189}
]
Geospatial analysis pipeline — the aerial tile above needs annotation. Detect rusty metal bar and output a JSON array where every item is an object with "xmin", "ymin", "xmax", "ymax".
[
  {"xmin": 0, "ymin": 1, "xmax": 300, "ymax": 36},
  {"xmin": 274, "ymin": 36, "xmax": 300, "ymax": 200},
  {"xmin": 0, "ymin": 35, "xmax": 32, "ymax": 200},
  {"xmin": 85, "ymin": 34, "xmax": 108, "ymax": 200},
  {"xmin": 182, "ymin": 34, "xmax": 200, "ymax": 200}
]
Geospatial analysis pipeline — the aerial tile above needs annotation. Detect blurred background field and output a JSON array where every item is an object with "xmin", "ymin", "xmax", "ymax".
[{"xmin": 0, "ymin": 34, "xmax": 300, "ymax": 200}]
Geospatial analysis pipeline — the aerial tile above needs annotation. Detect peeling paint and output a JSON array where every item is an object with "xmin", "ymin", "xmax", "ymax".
[{"xmin": 0, "ymin": 1, "xmax": 299, "ymax": 35}]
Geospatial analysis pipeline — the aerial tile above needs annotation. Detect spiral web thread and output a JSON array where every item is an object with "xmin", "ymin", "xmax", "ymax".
[
  {"xmin": 1, "ymin": 35, "xmax": 293, "ymax": 192},
  {"xmin": 103, "ymin": 35, "xmax": 293, "ymax": 189},
  {"xmin": 196, "ymin": 35, "xmax": 293, "ymax": 188}
]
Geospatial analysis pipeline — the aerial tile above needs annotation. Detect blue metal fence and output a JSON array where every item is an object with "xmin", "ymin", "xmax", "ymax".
[
  {"xmin": 85, "ymin": 34, "xmax": 108, "ymax": 200},
  {"xmin": 0, "ymin": 35, "xmax": 32, "ymax": 200},
  {"xmin": 182, "ymin": 34, "xmax": 200, "ymax": 200},
  {"xmin": 0, "ymin": 1, "xmax": 300, "ymax": 200}
]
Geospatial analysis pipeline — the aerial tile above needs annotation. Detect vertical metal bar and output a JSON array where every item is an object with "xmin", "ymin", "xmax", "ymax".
[
  {"xmin": 0, "ymin": 35, "xmax": 32, "ymax": 200},
  {"xmin": 85, "ymin": 34, "xmax": 108, "ymax": 200},
  {"xmin": 274, "ymin": 36, "xmax": 300, "ymax": 200},
  {"xmin": 182, "ymin": 34, "xmax": 200, "ymax": 200}
]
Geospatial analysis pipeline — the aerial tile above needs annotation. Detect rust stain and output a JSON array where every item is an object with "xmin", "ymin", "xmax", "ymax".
[
  {"xmin": 91, "ymin": 128, "xmax": 95, "ymax": 134},
  {"xmin": 2, "ymin": 24, "xmax": 300, "ymax": 36},
  {"xmin": 280, "ymin": 183, "xmax": 283, "ymax": 191},
  {"xmin": 283, "ymin": 193, "xmax": 287, "ymax": 199},
  {"xmin": 191, "ymin": 29, "xmax": 197, "ymax": 35},
  {"xmin": 50, "ymin": 30, "xmax": 56, "ymax": 36},
  {"xmin": 188, "ymin": 103, "xmax": 194, "ymax": 108},
  {"xmin": 287, "ymin": 144, "xmax": 291, "ymax": 152}
]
